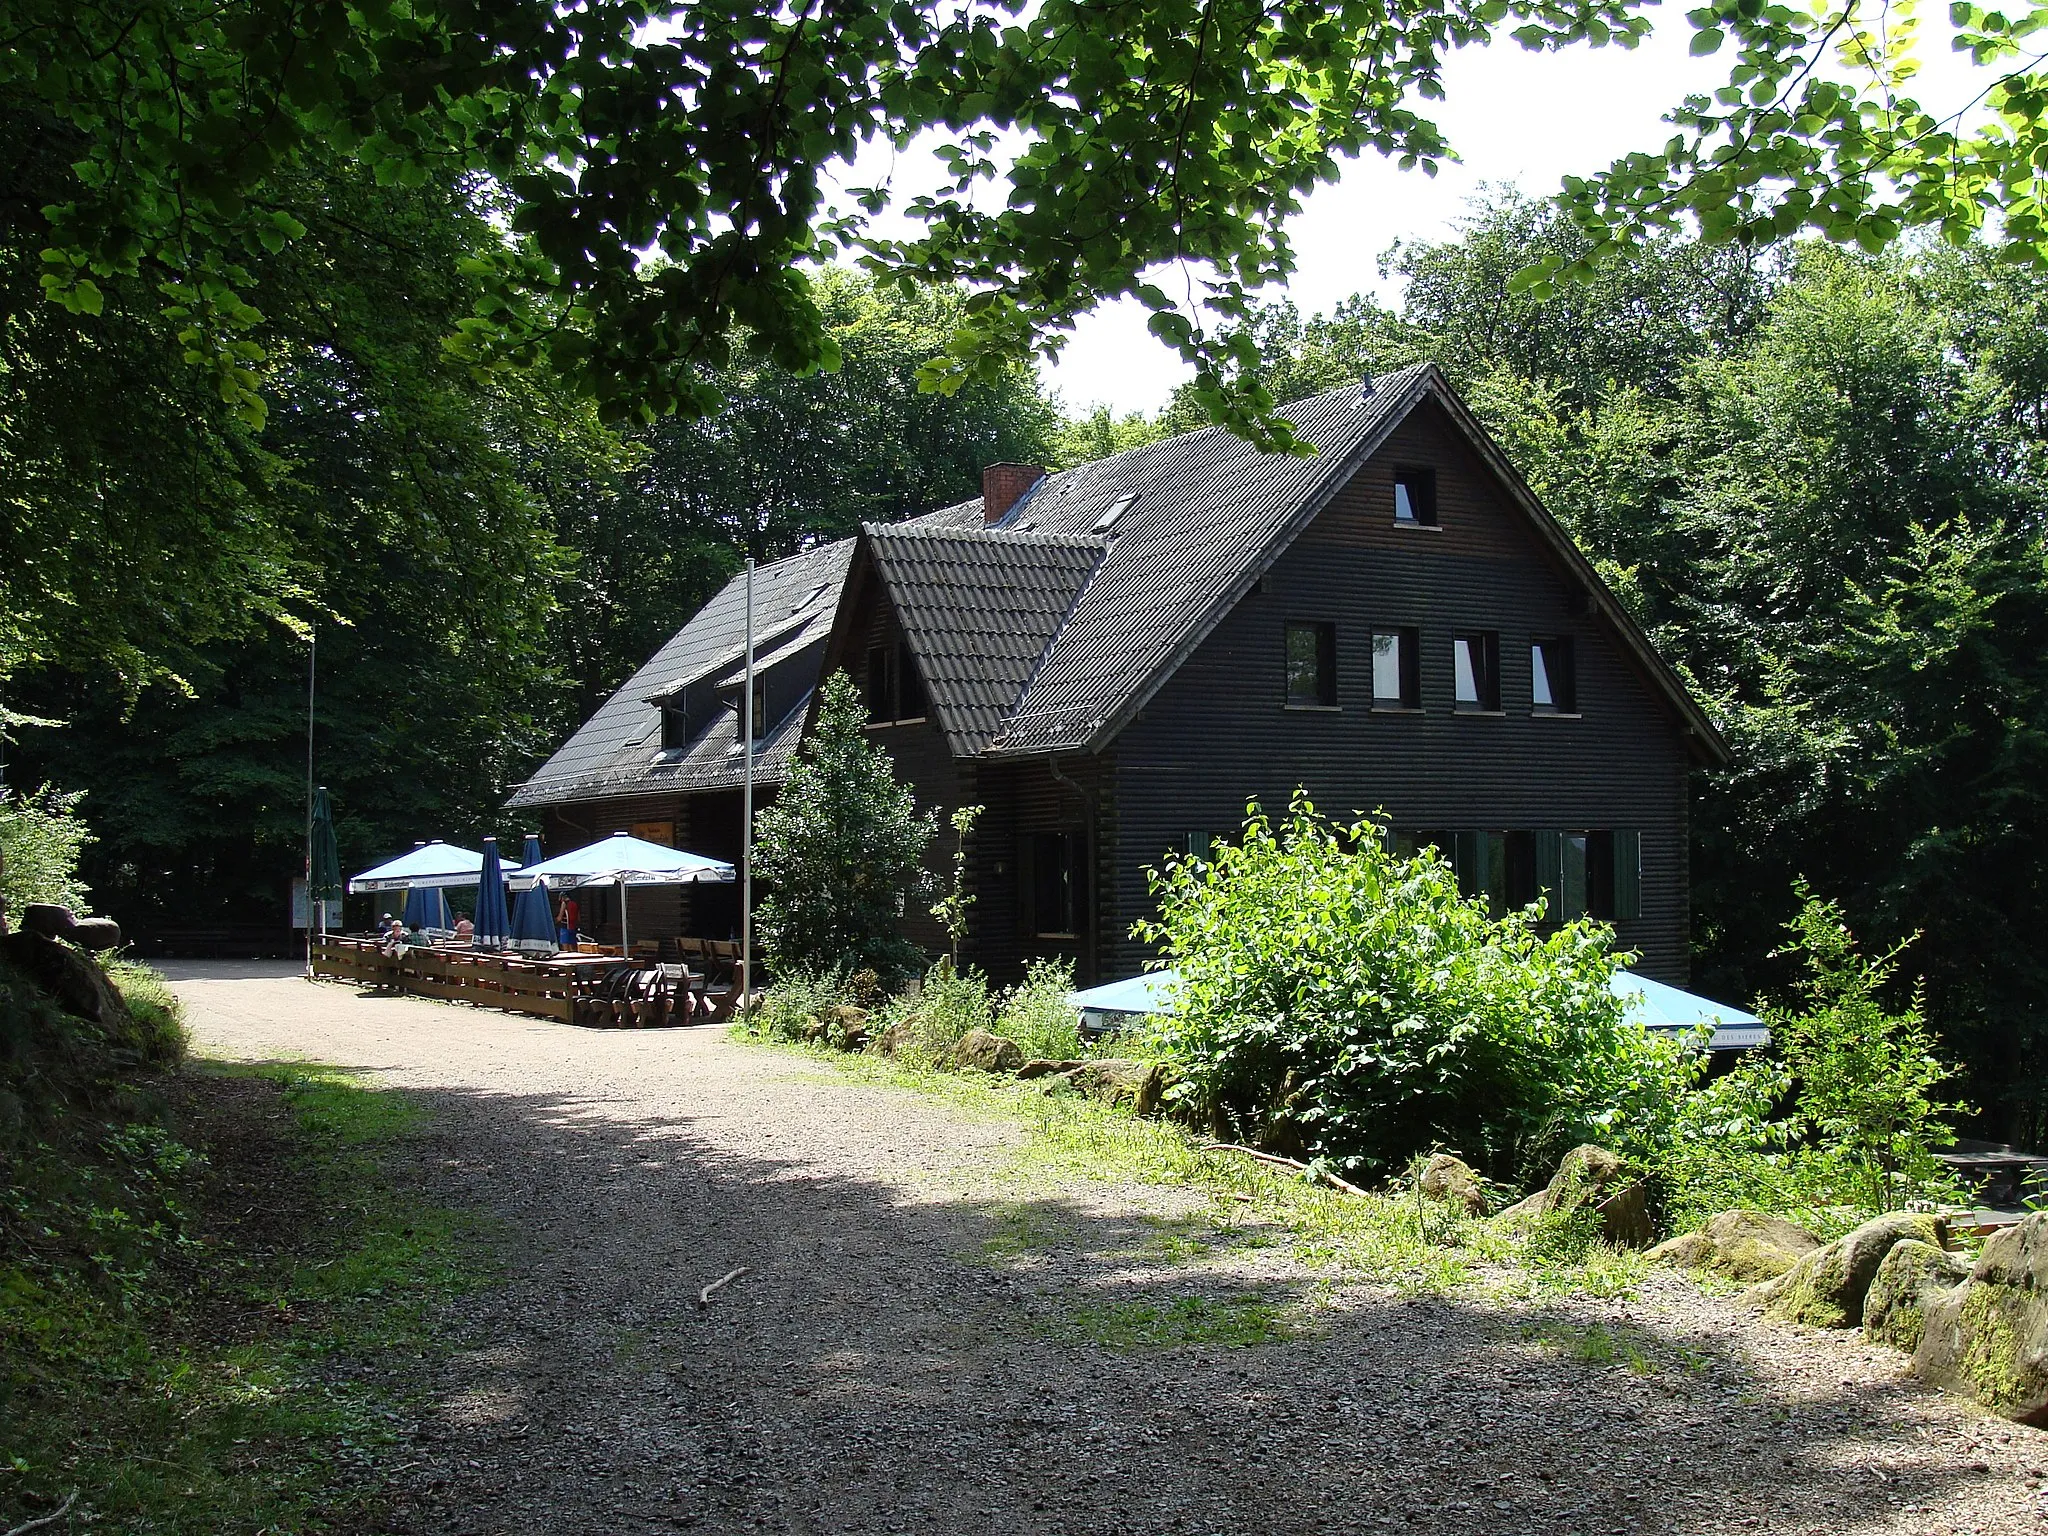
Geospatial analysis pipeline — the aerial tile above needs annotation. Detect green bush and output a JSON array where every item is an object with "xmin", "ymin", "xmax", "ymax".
[
  {"xmin": 884, "ymin": 959, "xmax": 996, "ymax": 1068},
  {"xmin": 995, "ymin": 959, "xmax": 1083, "ymax": 1061},
  {"xmin": 1136, "ymin": 795, "xmax": 1669, "ymax": 1180},
  {"xmin": 747, "ymin": 970, "xmax": 848, "ymax": 1045},
  {"xmin": 0, "ymin": 784, "xmax": 94, "ymax": 916}
]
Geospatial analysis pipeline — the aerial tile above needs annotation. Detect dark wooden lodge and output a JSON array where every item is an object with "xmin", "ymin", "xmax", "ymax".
[{"xmin": 510, "ymin": 364, "xmax": 1727, "ymax": 985}]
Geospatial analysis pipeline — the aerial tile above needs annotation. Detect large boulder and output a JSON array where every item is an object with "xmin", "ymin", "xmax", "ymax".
[
  {"xmin": 1647, "ymin": 1210, "xmax": 1824, "ymax": 1284},
  {"xmin": 1747, "ymin": 1211, "xmax": 1950, "ymax": 1328},
  {"xmin": 1496, "ymin": 1144, "xmax": 1654, "ymax": 1248},
  {"xmin": 19, "ymin": 903, "xmax": 122, "ymax": 952},
  {"xmin": 951, "ymin": 1028, "xmax": 1024, "ymax": 1074},
  {"xmin": 1418, "ymin": 1153, "xmax": 1488, "ymax": 1217},
  {"xmin": 1055, "ymin": 1058, "xmax": 1164, "ymax": 1115},
  {"xmin": 1910, "ymin": 1213, "xmax": 2048, "ymax": 1424},
  {"xmin": 1864, "ymin": 1239, "xmax": 1971, "ymax": 1352},
  {"xmin": 0, "ymin": 930, "xmax": 131, "ymax": 1026},
  {"xmin": 1016, "ymin": 1058, "xmax": 1086, "ymax": 1081}
]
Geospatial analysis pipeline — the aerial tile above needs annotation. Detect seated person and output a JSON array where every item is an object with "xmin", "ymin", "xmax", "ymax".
[{"xmin": 453, "ymin": 915, "xmax": 475, "ymax": 943}]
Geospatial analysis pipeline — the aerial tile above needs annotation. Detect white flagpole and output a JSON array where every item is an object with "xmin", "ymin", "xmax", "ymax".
[
  {"xmin": 305, "ymin": 627, "xmax": 316, "ymax": 978},
  {"xmin": 742, "ymin": 558, "xmax": 755, "ymax": 1010}
]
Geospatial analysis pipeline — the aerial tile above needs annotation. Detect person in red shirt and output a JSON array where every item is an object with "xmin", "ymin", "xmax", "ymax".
[{"xmin": 555, "ymin": 894, "xmax": 580, "ymax": 949}]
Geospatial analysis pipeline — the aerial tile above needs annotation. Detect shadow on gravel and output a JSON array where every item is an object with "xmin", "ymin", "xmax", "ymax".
[{"xmin": 343, "ymin": 1079, "xmax": 2012, "ymax": 1536}]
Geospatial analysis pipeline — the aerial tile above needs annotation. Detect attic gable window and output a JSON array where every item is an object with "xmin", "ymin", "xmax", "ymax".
[
  {"xmin": 1393, "ymin": 467, "xmax": 1438, "ymax": 527},
  {"xmin": 1284, "ymin": 622, "xmax": 1337, "ymax": 708},
  {"xmin": 1531, "ymin": 636, "xmax": 1576, "ymax": 715},
  {"xmin": 864, "ymin": 639, "xmax": 926, "ymax": 725}
]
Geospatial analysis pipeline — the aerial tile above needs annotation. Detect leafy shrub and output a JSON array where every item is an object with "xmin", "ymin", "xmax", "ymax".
[
  {"xmin": 751, "ymin": 672, "xmax": 936, "ymax": 987},
  {"xmin": 1136, "ymin": 795, "xmax": 1667, "ymax": 1180},
  {"xmin": 995, "ymin": 959, "xmax": 1082, "ymax": 1062},
  {"xmin": 883, "ymin": 959, "xmax": 995, "ymax": 1069},
  {"xmin": 748, "ymin": 970, "xmax": 848, "ymax": 1045},
  {"xmin": 0, "ymin": 784, "xmax": 94, "ymax": 916}
]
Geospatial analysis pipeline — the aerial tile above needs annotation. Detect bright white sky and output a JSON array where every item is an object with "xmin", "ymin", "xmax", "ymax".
[{"xmin": 839, "ymin": 18, "xmax": 1994, "ymax": 417}]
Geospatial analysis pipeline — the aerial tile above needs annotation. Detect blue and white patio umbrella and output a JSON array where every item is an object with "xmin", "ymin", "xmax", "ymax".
[
  {"xmin": 473, "ymin": 836, "xmax": 511, "ymax": 949},
  {"xmin": 1067, "ymin": 967, "xmax": 1769, "ymax": 1051},
  {"xmin": 347, "ymin": 840, "xmax": 522, "ymax": 892},
  {"xmin": 509, "ymin": 834, "xmax": 555, "ymax": 953},
  {"xmin": 511, "ymin": 832, "xmax": 735, "ymax": 954}
]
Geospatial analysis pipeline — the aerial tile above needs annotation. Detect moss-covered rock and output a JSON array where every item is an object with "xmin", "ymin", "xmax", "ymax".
[
  {"xmin": 951, "ymin": 1028, "xmax": 1024, "ymax": 1073},
  {"xmin": 1863, "ymin": 1239, "xmax": 1970, "ymax": 1352},
  {"xmin": 1747, "ymin": 1211, "xmax": 1949, "ymax": 1328},
  {"xmin": 1910, "ymin": 1213, "xmax": 2048, "ymax": 1424},
  {"xmin": 1648, "ymin": 1209, "xmax": 1823, "ymax": 1284},
  {"xmin": 1492, "ymin": 1144, "xmax": 1652, "ymax": 1247},
  {"xmin": 1418, "ymin": 1153, "xmax": 1487, "ymax": 1216},
  {"xmin": 1054, "ymin": 1058, "xmax": 1164, "ymax": 1114}
]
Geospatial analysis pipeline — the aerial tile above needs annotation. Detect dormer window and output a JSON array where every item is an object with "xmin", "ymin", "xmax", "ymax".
[
  {"xmin": 1393, "ymin": 467, "xmax": 1438, "ymax": 526},
  {"xmin": 660, "ymin": 702, "xmax": 690, "ymax": 750}
]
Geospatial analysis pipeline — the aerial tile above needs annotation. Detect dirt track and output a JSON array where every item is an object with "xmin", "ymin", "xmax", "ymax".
[{"xmin": 169, "ymin": 960, "xmax": 2044, "ymax": 1536}]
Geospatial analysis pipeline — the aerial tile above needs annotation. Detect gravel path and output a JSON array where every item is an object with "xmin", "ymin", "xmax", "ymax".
[{"xmin": 169, "ymin": 961, "xmax": 2044, "ymax": 1536}]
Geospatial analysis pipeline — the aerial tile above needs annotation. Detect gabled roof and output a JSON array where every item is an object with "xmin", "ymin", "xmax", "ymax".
[
  {"xmin": 861, "ymin": 527, "xmax": 1105, "ymax": 755},
  {"xmin": 896, "ymin": 362, "xmax": 1725, "ymax": 763},
  {"xmin": 506, "ymin": 541, "xmax": 852, "ymax": 809}
]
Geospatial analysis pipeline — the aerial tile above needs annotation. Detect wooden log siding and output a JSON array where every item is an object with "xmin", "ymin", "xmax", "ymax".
[{"xmin": 1108, "ymin": 401, "xmax": 1694, "ymax": 985}]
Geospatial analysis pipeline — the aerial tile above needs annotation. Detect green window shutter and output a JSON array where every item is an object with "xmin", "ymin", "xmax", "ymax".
[
  {"xmin": 1534, "ymin": 831, "xmax": 1562, "ymax": 919},
  {"xmin": 1484, "ymin": 831, "xmax": 1508, "ymax": 917},
  {"xmin": 1615, "ymin": 829, "xmax": 1642, "ymax": 921}
]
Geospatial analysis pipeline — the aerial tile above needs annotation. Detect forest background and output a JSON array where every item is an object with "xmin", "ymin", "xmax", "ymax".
[{"xmin": 5, "ymin": 160, "xmax": 2047, "ymax": 1143}]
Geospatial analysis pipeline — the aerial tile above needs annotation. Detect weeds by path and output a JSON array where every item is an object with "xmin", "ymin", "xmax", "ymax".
[
  {"xmin": 0, "ymin": 1060, "xmax": 492, "ymax": 1532},
  {"xmin": 740, "ymin": 1031, "xmax": 1648, "ymax": 1305}
]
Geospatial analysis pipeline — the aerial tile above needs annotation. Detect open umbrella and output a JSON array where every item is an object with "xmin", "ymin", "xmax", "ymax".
[
  {"xmin": 509, "ymin": 834, "xmax": 555, "ymax": 952},
  {"xmin": 347, "ymin": 840, "xmax": 522, "ymax": 892},
  {"xmin": 513, "ymin": 832, "xmax": 734, "ymax": 953},
  {"xmin": 308, "ymin": 786, "xmax": 342, "ymax": 934},
  {"xmin": 473, "ymin": 836, "xmax": 510, "ymax": 949}
]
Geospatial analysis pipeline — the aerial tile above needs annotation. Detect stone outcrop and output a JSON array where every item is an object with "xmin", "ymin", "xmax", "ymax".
[
  {"xmin": 1863, "ymin": 1239, "xmax": 1971, "ymax": 1352},
  {"xmin": 0, "ymin": 930, "xmax": 131, "ymax": 1027},
  {"xmin": 951, "ymin": 1028, "xmax": 1025, "ymax": 1074},
  {"xmin": 1647, "ymin": 1210, "xmax": 1823, "ymax": 1284},
  {"xmin": 1016, "ymin": 1058, "xmax": 1087, "ymax": 1080},
  {"xmin": 19, "ymin": 902, "xmax": 122, "ymax": 952},
  {"xmin": 1747, "ymin": 1211, "xmax": 1949, "ymax": 1328},
  {"xmin": 1496, "ymin": 1144, "xmax": 1654, "ymax": 1248},
  {"xmin": 1910, "ymin": 1212, "xmax": 2048, "ymax": 1424},
  {"xmin": 1417, "ymin": 1153, "xmax": 1488, "ymax": 1217},
  {"xmin": 1054, "ymin": 1058, "xmax": 1164, "ymax": 1115}
]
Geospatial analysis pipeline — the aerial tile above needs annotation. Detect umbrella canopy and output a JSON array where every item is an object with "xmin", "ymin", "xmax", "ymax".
[
  {"xmin": 473, "ymin": 837, "xmax": 511, "ymax": 949},
  {"xmin": 511, "ymin": 832, "xmax": 734, "ymax": 889},
  {"xmin": 309, "ymin": 787, "xmax": 343, "ymax": 907},
  {"xmin": 402, "ymin": 885, "xmax": 451, "ymax": 931},
  {"xmin": 1610, "ymin": 971, "xmax": 1767, "ymax": 1050},
  {"xmin": 1067, "ymin": 967, "xmax": 1768, "ymax": 1051},
  {"xmin": 348, "ymin": 840, "xmax": 522, "ymax": 893},
  {"xmin": 511, "ymin": 832, "xmax": 734, "ymax": 955}
]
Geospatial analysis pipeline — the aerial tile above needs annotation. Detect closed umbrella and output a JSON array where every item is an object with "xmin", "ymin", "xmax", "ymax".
[
  {"xmin": 509, "ymin": 834, "xmax": 555, "ymax": 952},
  {"xmin": 308, "ymin": 786, "xmax": 342, "ymax": 933},
  {"xmin": 402, "ymin": 885, "xmax": 451, "ymax": 932},
  {"xmin": 473, "ymin": 836, "xmax": 510, "ymax": 949}
]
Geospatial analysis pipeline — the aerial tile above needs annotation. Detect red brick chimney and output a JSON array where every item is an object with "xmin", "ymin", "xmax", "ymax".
[{"xmin": 982, "ymin": 462, "xmax": 1044, "ymax": 526}]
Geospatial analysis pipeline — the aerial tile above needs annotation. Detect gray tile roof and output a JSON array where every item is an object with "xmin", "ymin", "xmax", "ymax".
[
  {"xmin": 507, "ymin": 541, "xmax": 853, "ymax": 809},
  {"xmin": 901, "ymin": 364, "xmax": 1438, "ymax": 753},
  {"xmin": 513, "ymin": 361, "xmax": 1724, "ymax": 811},
  {"xmin": 863, "ymin": 527, "xmax": 1105, "ymax": 755}
]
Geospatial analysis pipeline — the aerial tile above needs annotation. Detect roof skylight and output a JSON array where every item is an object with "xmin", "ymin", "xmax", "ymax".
[{"xmin": 1092, "ymin": 493, "xmax": 1140, "ymax": 533}]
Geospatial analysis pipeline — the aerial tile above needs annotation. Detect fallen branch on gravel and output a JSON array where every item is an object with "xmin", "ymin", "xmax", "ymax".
[
  {"xmin": 1198, "ymin": 1143, "xmax": 1371, "ymax": 1199},
  {"xmin": 6, "ymin": 1490, "xmax": 79, "ymax": 1536},
  {"xmin": 698, "ymin": 1266, "xmax": 751, "ymax": 1307}
]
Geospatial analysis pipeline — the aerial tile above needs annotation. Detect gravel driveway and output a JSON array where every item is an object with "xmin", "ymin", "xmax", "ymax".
[{"xmin": 168, "ymin": 961, "xmax": 2044, "ymax": 1536}]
